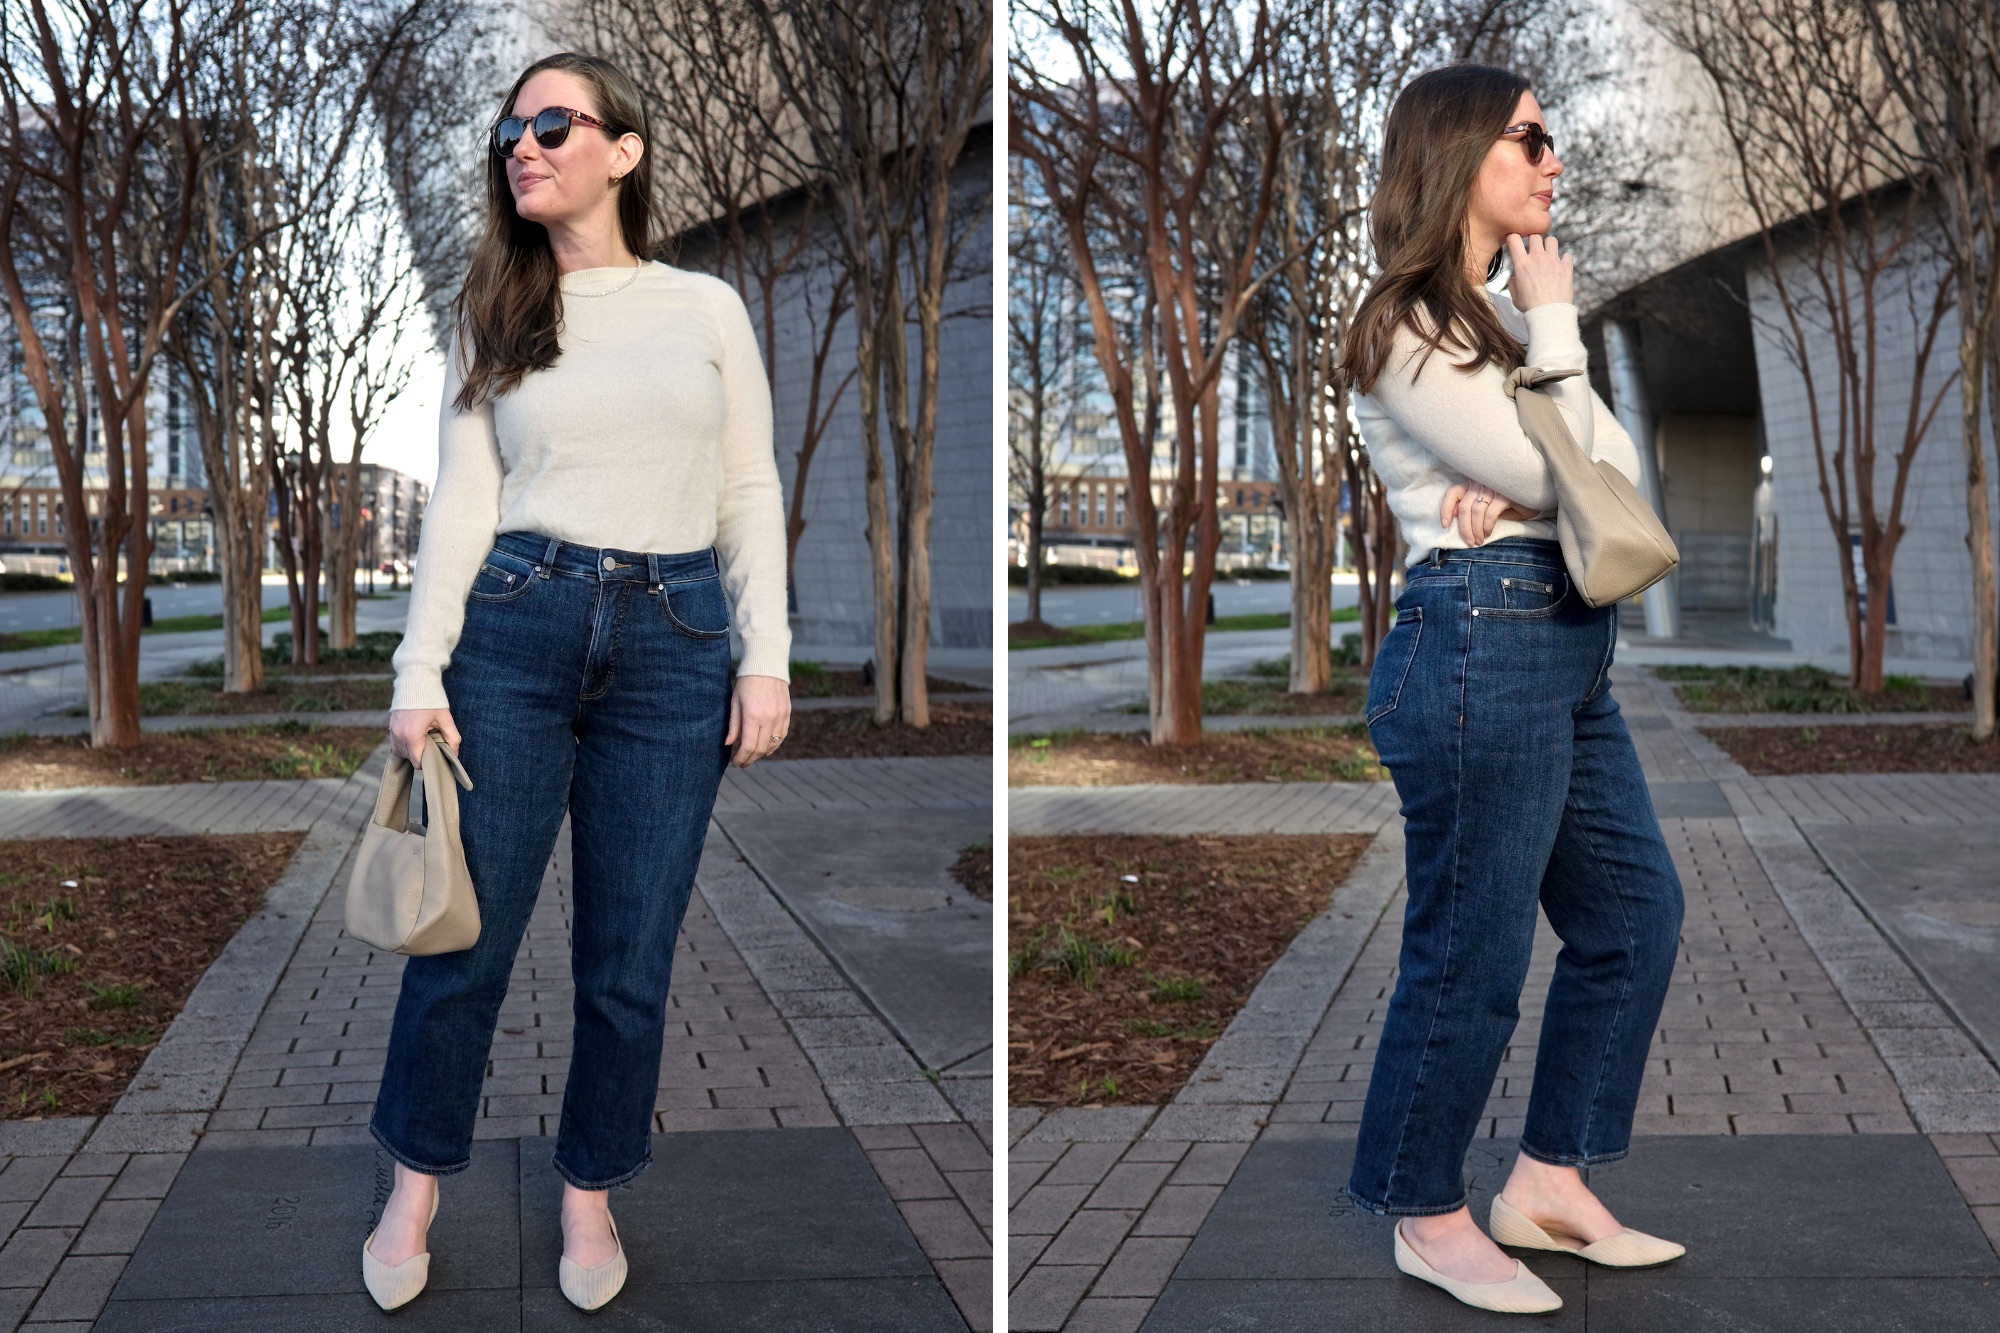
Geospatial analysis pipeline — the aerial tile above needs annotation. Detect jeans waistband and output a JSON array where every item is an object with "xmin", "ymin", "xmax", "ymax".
[
  {"xmin": 491, "ymin": 530, "xmax": 719, "ymax": 585},
  {"xmin": 1425, "ymin": 537, "xmax": 1566, "ymax": 571}
]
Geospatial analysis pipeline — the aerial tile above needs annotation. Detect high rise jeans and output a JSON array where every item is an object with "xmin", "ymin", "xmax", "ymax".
[
  {"xmin": 1345, "ymin": 538, "xmax": 1684, "ymax": 1216},
  {"xmin": 369, "ymin": 531, "xmax": 733, "ymax": 1190}
]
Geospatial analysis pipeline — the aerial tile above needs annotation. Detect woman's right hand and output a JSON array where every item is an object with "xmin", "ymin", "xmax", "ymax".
[
  {"xmin": 388, "ymin": 707, "xmax": 460, "ymax": 768},
  {"xmin": 1506, "ymin": 232, "xmax": 1573, "ymax": 310}
]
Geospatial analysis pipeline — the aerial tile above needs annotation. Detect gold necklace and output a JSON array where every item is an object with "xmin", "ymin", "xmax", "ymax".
[{"xmin": 565, "ymin": 260, "xmax": 644, "ymax": 298}]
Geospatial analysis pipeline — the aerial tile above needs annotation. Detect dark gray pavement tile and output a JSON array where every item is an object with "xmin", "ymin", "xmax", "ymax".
[
  {"xmin": 517, "ymin": 1275, "xmax": 964, "ymax": 1330},
  {"xmin": 111, "ymin": 1141, "xmax": 520, "ymax": 1299},
  {"xmin": 1647, "ymin": 780, "xmax": 1734, "ymax": 818},
  {"xmin": 515, "ymin": 1129, "xmax": 934, "ymax": 1285},
  {"xmin": 93, "ymin": 1288, "xmax": 521, "ymax": 1331},
  {"xmin": 1139, "ymin": 1277, "xmax": 1587, "ymax": 1331},
  {"xmin": 1172, "ymin": 1134, "xmax": 1998, "ymax": 1285},
  {"xmin": 1588, "ymin": 1278, "xmax": 2000, "ymax": 1331}
]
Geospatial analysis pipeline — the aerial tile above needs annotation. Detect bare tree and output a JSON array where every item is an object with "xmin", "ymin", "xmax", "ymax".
[
  {"xmin": 1651, "ymin": 0, "xmax": 1958, "ymax": 694},
  {"xmin": 0, "ymin": 0, "xmax": 235, "ymax": 746},
  {"xmin": 1012, "ymin": 0, "xmax": 1284, "ymax": 746},
  {"xmin": 747, "ymin": 0, "xmax": 993, "ymax": 727},
  {"xmin": 1864, "ymin": 0, "xmax": 2000, "ymax": 738},
  {"xmin": 1007, "ymin": 150, "xmax": 1071, "ymax": 629}
]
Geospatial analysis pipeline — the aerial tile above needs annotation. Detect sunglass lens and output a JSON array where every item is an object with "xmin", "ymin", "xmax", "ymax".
[
  {"xmin": 532, "ymin": 107, "xmax": 573, "ymax": 150},
  {"xmin": 493, "ymin": 116, "xmax": 525, "ymax": 157}
]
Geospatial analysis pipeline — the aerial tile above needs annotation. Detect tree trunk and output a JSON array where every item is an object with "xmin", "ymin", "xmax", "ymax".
[
  {"xmin": 858, "ymin": 298, "xmax": 898, "ymax": 725},
  {"xmin": 1966, "ymin": 323, "xmax": 2000, "ymax": 739}
]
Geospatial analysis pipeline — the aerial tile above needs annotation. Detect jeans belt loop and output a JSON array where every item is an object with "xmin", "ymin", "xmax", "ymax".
[
  {"xmin": 1431, "ymin": 546, "xmax": 1445, "ymax": 568},
  {"xmin": 646, "ymin": 552, "xmax": 661, "ymax": 593},
  {"xmin": 538, "ymin": 537, "xmax": 559, "ymax": 578}
]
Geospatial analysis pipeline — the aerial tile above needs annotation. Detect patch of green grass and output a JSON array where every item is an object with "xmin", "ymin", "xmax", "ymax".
[
  {"xmin": 1148, "ymin": 973, "xmax": 1208, "ymax": 1003},
  {"xmin": 1657, "ymin": 664, "xmax": 1947, "ymax": 714},
  {"xmin": 66, "ymin": 1025, "xmax": 154, "ymax": 1046},
  {"xmin": 85, "ymin": 980, "xmax": 144, "ymax": 1009},
  {"xmin": 0, "ymin": 938, "xmax": 75, "ymax": 997},
  {"xmin": 1128, "ymin": 1018, "xmax": 1220, "ymax": 1040},
  {"xmin": 1010, "ymin": 606, "xmax": 1360, "ymax": 651},
  {"xmin": 0, "ymin": 602, "xmax": 318, "ymax": 653}
]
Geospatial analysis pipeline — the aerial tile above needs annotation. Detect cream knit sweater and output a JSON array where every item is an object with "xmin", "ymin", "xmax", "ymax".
[
  {"xmin": 389, "ymin": 261, "xmax": 789, "ymax": 712},
  {"xmin": 1353, "ymin": 291, "xmax": 1641, "ymax": 566}
]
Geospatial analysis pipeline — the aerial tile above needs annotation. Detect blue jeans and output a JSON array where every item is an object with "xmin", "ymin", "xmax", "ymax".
[
  {"xmin": 369, "ymin": 531, "xmax": 733, "ymax": 1189},
  {"xmin": 1345, "ymin": 538, "xmax": 1684, "ymax": 1216}
]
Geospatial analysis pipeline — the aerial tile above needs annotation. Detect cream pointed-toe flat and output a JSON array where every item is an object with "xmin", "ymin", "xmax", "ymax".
[
  {"xmin": 1490, "ymin": 1192, "xmax": 1686, "ymax": 1267},
  {"xmin": 1394, "ymin": 1218, "xmax": 1563, "ymax": 1314},
  {"xmin": 559, "ymin": 1209, "xmax": 629, "ymax": 1312},
  {"xmin": 362, "ymin": 1190, "xmax": 440, "ymax": 1311}
]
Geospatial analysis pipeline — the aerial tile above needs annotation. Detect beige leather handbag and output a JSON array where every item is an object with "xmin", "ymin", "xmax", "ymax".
[
  {"xmin": 1505, "ymin": 365, "xmax": 1679, "ymax": 607},
  {"xmin": 344, "ymin": 730, "xmax": 481, "ymax": 955}
]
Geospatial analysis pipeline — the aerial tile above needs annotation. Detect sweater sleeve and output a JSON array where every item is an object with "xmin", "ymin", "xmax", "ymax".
[
  {"xmin": 1367, "ymin": 301, "xmax": 1602, "ymax": 513},
  {"xmin": 389, "ymin": 330, "xmax": 504, "ymax": 712},
  {"xmin": 706, "ymin": 279, "xmax": 791, "ymax": 681}
]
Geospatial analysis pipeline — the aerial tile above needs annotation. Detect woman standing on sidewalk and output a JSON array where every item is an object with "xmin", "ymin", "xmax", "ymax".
[
  {"xmin": 1336, "ymin": 64, "xmax": 1687, "ymax": 1314},
  {"xmin": 358, "ymin": 52, "xmax": 791, "ymax": 1313}
]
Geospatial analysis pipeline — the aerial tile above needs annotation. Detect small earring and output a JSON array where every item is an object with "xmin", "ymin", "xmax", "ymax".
[{"xmin": 610, "ymin": 173, "xmax": 624, "ymax": 183}]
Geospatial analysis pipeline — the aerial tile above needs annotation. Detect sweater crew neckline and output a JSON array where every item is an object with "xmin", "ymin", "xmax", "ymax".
[{"xmin": 559, "ymin": 259, "xmax": 661, "ymax": 297}]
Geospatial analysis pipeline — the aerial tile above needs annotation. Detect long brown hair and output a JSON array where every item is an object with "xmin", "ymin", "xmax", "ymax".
[
  {"xmin": 1339, "ymin": 64, "xmax": 1532, "ymax": 395},
  {"xmin": 451, "ymin": 52, "xmax": 661, "ymax": 411}
]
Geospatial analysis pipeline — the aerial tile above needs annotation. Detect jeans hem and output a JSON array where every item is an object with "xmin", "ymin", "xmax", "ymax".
[
  {"xmin": 1343, "ymin": 1185, "xmax": 1469, "ymax": 1218},
  {"xmin": 369, "ymin": 1120, "xmax": 473, "ymax": 1178},
  {"xmin": 551, "ymin": 1149, "xmax": 653, "ymax": 1191},
  {"xmin": 1516, "ymin": 1139, "xmax": 1630, "ymax": 1169}
]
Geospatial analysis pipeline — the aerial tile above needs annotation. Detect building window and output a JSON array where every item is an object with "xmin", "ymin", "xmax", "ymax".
[
  {"xmin": 37, "ymin": 495, "xmax": 47, "ymax": 534},
  {"xmin": 1095, "ymin": 485, "xmax": 1107, "ymax": 526},
  {"xmin": 1115, "ymin": 488, "xmax": 1126, "ymax": 527},
  {"xmin": 1058, "ymin": 488, "xmax": 1070, "ymax": 527}
]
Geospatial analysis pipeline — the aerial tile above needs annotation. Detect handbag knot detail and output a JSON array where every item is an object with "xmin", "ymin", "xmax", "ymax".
[
  {"xmin": 344, "ymin": 730, "xmax": 482, "ymax": 956},
  {"xmin": 1505, "ymin": 364, "xmax": 1678, "ymax": 607},
  {"xmin": 1503, "ymin": 364, "xmax": 1582, "ymax": 398}
]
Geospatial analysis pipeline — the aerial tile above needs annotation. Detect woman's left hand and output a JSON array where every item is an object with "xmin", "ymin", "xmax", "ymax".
[{"xmin": 726, "ymin": 674, "xmax": 792, "ymax": 767}]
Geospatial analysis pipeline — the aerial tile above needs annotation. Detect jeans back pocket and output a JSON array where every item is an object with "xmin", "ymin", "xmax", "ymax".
[{"xmin": 1365, "ymin": 606, "xmax": 1423, "ymax": 725}]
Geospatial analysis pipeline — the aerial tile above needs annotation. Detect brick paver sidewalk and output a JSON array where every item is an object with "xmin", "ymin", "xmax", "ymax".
[
  {"xmin": 1007, "ymin": 664, "xmax": 2000, "ymax": 1331},
  {"xmin": 2, "ymin": 752, "xmax": 992, "ymax": 1331}
]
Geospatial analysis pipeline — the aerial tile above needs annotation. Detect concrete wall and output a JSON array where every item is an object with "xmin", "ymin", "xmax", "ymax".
[{"xmin": 1746, "ymin": 239, "xmax": 2000, "ymax": 667}]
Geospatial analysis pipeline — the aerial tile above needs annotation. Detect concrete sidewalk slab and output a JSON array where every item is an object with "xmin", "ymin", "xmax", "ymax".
[
  {"xmin": 717, "ymin": 807, "xmax": 992, "ymax": 1074},
  {"xmin": 1141, "ymin": 1133, "xmax": 2000, "ymax": 1331},
  {"xmin": 1802, "ymin": 821, "xmax": 2000, "ymax": 1065}
]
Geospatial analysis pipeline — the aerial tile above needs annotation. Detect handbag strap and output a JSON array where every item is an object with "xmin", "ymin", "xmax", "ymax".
[{"xmin": 365, "ymin": 730, "xmax": 475, "ymax": 836}]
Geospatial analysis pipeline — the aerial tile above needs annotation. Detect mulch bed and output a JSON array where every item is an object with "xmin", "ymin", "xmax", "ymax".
[
  {"xmin": 1009, "ymin": 833, "xmax": 1374, "ymax": 1108},
  {"xmin": 134, "ymin": 677, "xmax": 393, "ymax": 715},
  {"xmin": 950, "ymin": 839, "xmax": 992, "ymax": 901},
  {"xmin": 1011, "ymin": 726, "xmax": 1385, "ymax": 786},
  {"xmin": 1657, "ymin": 664, "xmax": 1968, "ymax": 714},
  {"xmin": 0, "ymin": 831, "xmax": 305, "ymax": 1119},
  {"xmin": 770, "ymin": 703, "xmax": 990, "ymax": 759},
  {"xmin": 1703, "ymin": 722, "xmax": 2000, "ymax": 775},
  {"xmin": 791, "ymin": 668, "xmax": 976, "ymax": 699},
  {"xmin": 0, "ymin": 724, "xmax": 383, "ymax": 790}
]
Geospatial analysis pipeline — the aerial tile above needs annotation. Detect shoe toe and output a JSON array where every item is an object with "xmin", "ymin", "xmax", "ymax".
[{"xmin": 1578, "ymin": 1228, "xmax": 1686, "ymax": 1267}]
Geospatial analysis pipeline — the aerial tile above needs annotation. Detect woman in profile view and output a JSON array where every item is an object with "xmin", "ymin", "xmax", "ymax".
[
  {"xmin": 357, "ymin": 51, "xmax": 791, "ymax": 1314},
  {"xmin": 1336, "ymin": 62, "xmax": 1688, "ymax": 1315}
]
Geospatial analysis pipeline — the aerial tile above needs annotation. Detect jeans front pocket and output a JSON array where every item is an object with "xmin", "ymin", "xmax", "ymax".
[
  {"xmin": 659, "ymin": 576, "xmax": 731, "ymax": 639},
  {"xmin": 1365, "ymin": 605, "xmax": 1424, "ymax": 725}
]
